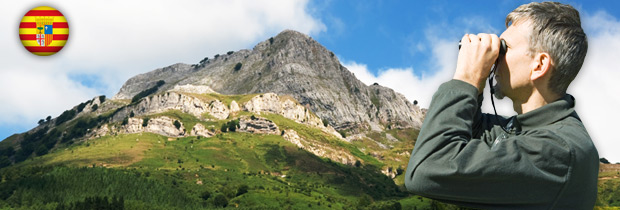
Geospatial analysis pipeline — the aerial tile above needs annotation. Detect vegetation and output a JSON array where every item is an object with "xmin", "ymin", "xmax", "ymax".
[
  {"xmin": 2, "ymin": 91, "xmax": 618, "ymax": 210},
  {"xmin": 131, "ymin": 80, "xmax": 165, "ymax": 103},
  {"xmin": 234, "ymin": 62, "xmax": 242, "ymax": 71}
]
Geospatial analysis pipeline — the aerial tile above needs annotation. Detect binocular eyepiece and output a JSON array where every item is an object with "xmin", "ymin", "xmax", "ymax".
[{"xmin": 459, "ymin": 39, "xmax": 507, "ymax": 55}]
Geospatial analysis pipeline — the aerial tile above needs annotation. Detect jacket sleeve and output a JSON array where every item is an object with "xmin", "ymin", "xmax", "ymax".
[{"xmin": 404, "ymin": 80, "xmax": 571, "ymax": 207}]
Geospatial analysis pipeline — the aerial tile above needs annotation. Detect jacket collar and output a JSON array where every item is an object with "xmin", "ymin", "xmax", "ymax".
[{"xmin": 508, "ymin": 94, "xmax": 579, "ymax": 132}]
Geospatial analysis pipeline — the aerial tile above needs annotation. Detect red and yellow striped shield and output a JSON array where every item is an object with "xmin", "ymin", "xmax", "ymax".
[{"xmin": 19, "ymin": 6, "xmax": 69, "ymax": 56}]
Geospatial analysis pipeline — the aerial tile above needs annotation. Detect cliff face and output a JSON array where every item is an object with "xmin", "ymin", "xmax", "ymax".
[{"xmin": 113, "ymin": 30, "xmax": 424, "ymax": 132}]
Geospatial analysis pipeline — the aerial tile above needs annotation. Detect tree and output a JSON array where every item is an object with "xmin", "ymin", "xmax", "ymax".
[
  {"xmin": 601, "ymin": 158, "xmax": 611, "ymax": 164},
  {"xmin": 234, "ymin": 62, "xmax": 242, "ymax": 71},
  {"xmin": 220, "ymin": 123, "xmax": 227, "ymax": 132},
  {"xmin": 46, "ymin": 116, "xmax": 52, "ymax": 122},
  {"xmin": 269, "ymin": 37, "xmax": 274, "ymax": 44},
  {"xmin": 227, "ymin": 51, "xmax": 234, "ymax": 55},
  {"xmin": 413, "ymin": 100, "xmax": 418, "ymax": 105},
  {"xmin": 355, "ymin": 160, "xmax": 362, "ymax": 168},
  {"xmin": 38, "ymin": 119, "xmax": 45, "ymax": 125},
  {"xmin": 213, "ymin": 194, "xmax": 228, "ymax": 207},
  {"xmin": 91, "ymin": 104, "xmax": 99, "ymax": 111}
]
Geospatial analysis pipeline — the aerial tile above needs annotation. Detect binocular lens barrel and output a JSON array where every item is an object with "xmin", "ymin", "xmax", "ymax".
[{"xmin": 458, "ymin": 39, "xmax": 507, "ymax": 55}]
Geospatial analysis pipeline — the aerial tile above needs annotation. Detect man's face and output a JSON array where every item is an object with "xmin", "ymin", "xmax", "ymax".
[{"xmin": 495, "ymin": 21, "xmax": 535, "ymax": 101}]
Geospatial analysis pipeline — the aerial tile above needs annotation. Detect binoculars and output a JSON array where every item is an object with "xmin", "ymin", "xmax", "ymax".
[{"xmin": 459, "ymin": 39, "xmax": 507, "ymax": 55}]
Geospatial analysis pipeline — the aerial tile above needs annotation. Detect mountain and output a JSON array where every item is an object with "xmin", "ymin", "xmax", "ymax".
[
  {"xmin": 0, "ymin": 29, "xmax": 433, "ymax": 209},
  {"xmin": 113, "ymin": 30, "xmax": 424, "ymax": 132}
]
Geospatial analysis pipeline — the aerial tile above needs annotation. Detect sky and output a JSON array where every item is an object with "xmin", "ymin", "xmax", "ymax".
[{"xmin": 1, "ymin": 0, "xmax": 619, "ymax": 162}]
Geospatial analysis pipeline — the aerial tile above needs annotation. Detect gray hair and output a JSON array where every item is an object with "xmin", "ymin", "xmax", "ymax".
[{"xmin": 506, "ymin": 2, "xmax": 587, "ymax": 95}]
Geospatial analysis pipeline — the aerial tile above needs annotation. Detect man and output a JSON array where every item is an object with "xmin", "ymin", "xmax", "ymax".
[{"xmin": 404, "ymin": 2, "xmax": 599, "ymax": 209}]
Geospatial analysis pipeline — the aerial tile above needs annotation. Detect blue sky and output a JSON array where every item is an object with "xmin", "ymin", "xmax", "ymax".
[{"xmin": 1, "ymin": 0, "xmax": 619, "ymax": 161}]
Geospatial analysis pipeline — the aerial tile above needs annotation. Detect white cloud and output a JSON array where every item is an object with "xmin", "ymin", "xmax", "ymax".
[
  {"xmin": 572, "ymin": 10, "xmax": 620, "ymax": 163},
  {"xmin": 0, "ymin": 0, "xmax": 325, "ymax": 136},
  {"xmin": 343, "ymin": 10, "xmax": 620, "ymax": 163}
]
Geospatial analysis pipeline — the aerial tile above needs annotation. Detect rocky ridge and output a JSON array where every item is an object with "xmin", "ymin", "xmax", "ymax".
[{"xmin": 112, "ymin": 30, "xmax": 425, "ymax": 133}]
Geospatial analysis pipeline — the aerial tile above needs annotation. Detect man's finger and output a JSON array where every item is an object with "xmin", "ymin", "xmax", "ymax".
[{"xmin": 490, "ymin": 34, "xmax": 500, "ymax": 54}]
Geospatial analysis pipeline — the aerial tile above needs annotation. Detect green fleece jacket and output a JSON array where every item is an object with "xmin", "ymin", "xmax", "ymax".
[{"xmin": 405, "ymin": 80, "xmax": 599, "ymax": 209}]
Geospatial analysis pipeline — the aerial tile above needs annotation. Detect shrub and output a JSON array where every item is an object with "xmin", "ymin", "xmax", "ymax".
[
  {"xmin": 56, "ymin": 109, "xmax": 77, "ymax": 125},
  {"xmin": 38, "ymin": 119, "xmax": 45, "ymax": 125},
  {"xmin": 99, "ymin": 95, "xmax": 106, "ymax": 103},
  {"xmin": 46, "ymin": 116, "xmax": 52, "ymax": 122},
  {"xmin": 122, "ymin": 117, "xmax": 129, "ymax": 126},
  {"xmin": 173, "ymin": 120, "xmax": 181, "ymax": 129},
  {"xmin": 220, "ymin": 124, "xmax": 227, "ymax": 133},
  {"xmin": 131, "ymin": 80, "xmax": 165, "ymax": 103},
  {"xmin": 227, "ymin": 51, "xmax": 234, "ymax": 55},
  {"xmin": 269, "ymin": 37, "xmax": 274, "ymax": 44},
  {"xmin": 91, "ymin": 104, "xmax": 99, "ymax": 111},
  {"xmin": 213, "ymin": 194, "xmax": 228, "ymax": 207},
  {"xmin": 234, "ymin": 62, "xmax": 242, "ymax": 71},
  {"xmin": 236, "ymin": 184, "xmax": 249, "ymax": 197},
  {"xmin": 200, "ymin": 191, "xmax": 211, "ymax": 200},
  {"xmin": 413, "ymin": 100, "xmax": 418, "ymax": 105},
  {"xmin": 142, "ymin": 118, "xmax": 150, "ymax": 127},
  {"xmin": 338, "ymin": 130, "xmax": 347, "ymax": 138},
  {"xmin": 129, "ymin": 111, "xmax": 135, "ymax": 118},
  {"xmin": 214, "ymin": 54, "xmax": 220, "ymax": 59},
  {"xmin": 322, "ymin": 119, "xmax": 329, "ymax": 127}
]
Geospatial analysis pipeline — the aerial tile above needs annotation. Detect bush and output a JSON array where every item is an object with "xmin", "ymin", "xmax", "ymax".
[
  {"xmin": 234, "ymin": 62, "xmax": 242, "ymax": 71},
  {"xmin": 213, "ymin": 194, "xmax": 228, "ymax": 207},
  {"xmin": 236, "ymin": 184, "xmax": 249, "ymax": 197},
  {"xmin": 56, "ymin": 109, "xmax": 77, "ymax": 125},
  {"xmin": 200, "ymin": 191, "xmax": 211, "ymax": 200},
  {"xmin": 228, "ymin": 119, "xmax": 239, "ymax": 132},
  {"xmin": 131, "ymin": 80, "xmax": 165, "ymax": 103},
  {"xmin": 338, "ymin": 130, "xmax": 347, "ymax": 138},
  {"xmin": 173, "ymin": 120, "xmax": 181, "ymax": 129},
  {"xmin": 142, "ymin": 118, "xmax": 149, "ymax": 127}
]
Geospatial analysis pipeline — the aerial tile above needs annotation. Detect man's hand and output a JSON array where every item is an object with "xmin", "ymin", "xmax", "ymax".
[{"xmin": 453, "ymin": 33, "xmax": 500, "ymax": 94}]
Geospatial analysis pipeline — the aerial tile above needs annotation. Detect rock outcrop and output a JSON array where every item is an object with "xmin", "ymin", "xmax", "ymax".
[
  {"xmin": 119, "ymin": 116, "xmax": 186, "ymax": 137},
  {"xmin": 282, "ymin": 129, "xmax": 356, "ymax": 165},
  {"xmin": 238, "ymin": 116, "xmax": 280, "ymax": 135},
  {"xmin": 190, "ymin": 124, "xmax": 215, "ymax": 137}
]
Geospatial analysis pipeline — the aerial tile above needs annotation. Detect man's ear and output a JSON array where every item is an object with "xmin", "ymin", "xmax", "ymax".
[{"xmin": 531, "ymin": 52, "xmax": 552, "ymax": 80}]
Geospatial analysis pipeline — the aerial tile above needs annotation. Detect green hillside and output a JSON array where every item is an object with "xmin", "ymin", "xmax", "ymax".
[
  {"xmin": 1, "ymin": 91, "xmax": 618, "ymax": 210},
  {"xmin": 0, "ymin": 92, "xmax": 431, "ymax": 209}
]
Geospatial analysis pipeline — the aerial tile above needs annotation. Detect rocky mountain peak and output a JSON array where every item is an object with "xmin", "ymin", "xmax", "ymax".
[{"xmin": 112, "ymin": 29, "xmax": 424, "ymax": 132}]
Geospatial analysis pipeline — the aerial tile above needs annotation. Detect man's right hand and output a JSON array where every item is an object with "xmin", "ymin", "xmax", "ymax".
[{"xmin": 453, "ymin": 33, "xmax": 500, "ymax": 94}]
